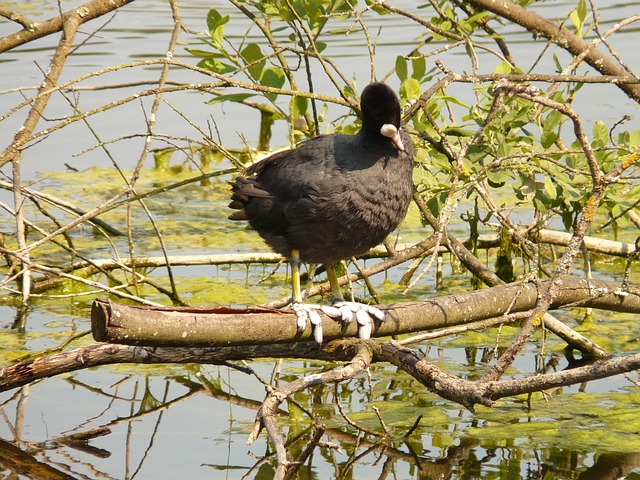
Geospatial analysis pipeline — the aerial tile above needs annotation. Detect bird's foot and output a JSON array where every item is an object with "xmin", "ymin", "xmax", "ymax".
[
  {"xmin": 321, "ymin": 301, "xmax": 385, "ymax": 340},
  {"xmin": 291, "ymin": 302, "xmax": 325, "ymax": 344},
  {"xmin": 292, "ymin": 301, "xmax": 385, "ymax": 343}
]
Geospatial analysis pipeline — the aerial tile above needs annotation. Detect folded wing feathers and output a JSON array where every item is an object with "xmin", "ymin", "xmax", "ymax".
[{"xmin": 228, "ymin": 177, "xmax": 272, "ymax": 223}]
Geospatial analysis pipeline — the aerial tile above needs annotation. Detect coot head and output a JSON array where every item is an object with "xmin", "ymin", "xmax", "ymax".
[{"xmin": 360, "ymin": 82, "xmax": 405, "ymax": 151}]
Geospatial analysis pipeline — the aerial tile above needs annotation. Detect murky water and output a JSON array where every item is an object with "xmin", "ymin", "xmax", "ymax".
[{"xmin": 1, "ymin": 0, "xmax": 640, "ymax": 478}]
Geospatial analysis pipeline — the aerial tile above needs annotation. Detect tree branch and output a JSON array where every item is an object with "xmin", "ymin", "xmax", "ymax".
[
  {"xmin": 0, "ymin": 0, "xmax": 135, "ymax": 53},
  {"xmin": 464, "ymin": 0, "xmax": 640, "ymax": 102},
  {"xmin": 89, "ymin": 276, "xmax": 637, "ymax": 350}
]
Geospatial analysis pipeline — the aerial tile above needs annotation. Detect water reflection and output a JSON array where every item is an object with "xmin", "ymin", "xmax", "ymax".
[{"xmin": 0, "ymin": 369, "xmax": 639, "ymax": 479}]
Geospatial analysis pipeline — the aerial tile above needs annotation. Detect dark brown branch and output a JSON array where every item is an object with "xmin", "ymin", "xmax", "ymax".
[
  {"xmin": 483, "ymin": 352, "xmax": 640, "ymax": 400},
  {"xmin": 376, "ymin": 340, "xmax": 640, "ymax": 411},
  {"xmin": 0, "ymin": 342, "xmax": 334, "ymax": 393},
  {"xmin": 379, "ymin": 341, "xmax": 493, "ymax": 410}
]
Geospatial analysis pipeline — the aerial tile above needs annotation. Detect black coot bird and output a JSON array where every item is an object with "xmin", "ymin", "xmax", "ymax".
[{"xmin": 229, "ymin": 82, "xmax": 414, "ymax": 343}]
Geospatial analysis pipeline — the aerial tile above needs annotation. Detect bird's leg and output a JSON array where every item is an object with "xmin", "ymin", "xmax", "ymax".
[
  {"xmin": 325, "ymin": 263, "xmax": 345, "ymax": 303},
  {"xmin": 290, "ymin": 249, "xmax": 324, "ymax": 343},
  {"xmin": 290, "ymin": 249, "xmax": 303, "ymax": 304},
  {"xmin": 321, "ymin": 263, "xmax": 385, "ymax": 339}
]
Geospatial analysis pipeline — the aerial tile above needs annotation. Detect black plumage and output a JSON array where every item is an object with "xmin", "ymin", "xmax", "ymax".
[{"xmin": 229, "ymin": 82, "xmax": 414, "ymax": 341}]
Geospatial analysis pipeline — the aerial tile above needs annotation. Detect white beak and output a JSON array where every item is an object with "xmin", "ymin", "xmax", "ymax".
[{"xmin": 380, "ymin": 123, "xmax": 405, "ymax": 152}]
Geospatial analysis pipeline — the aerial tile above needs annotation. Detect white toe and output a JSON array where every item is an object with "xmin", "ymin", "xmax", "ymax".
[
  {"xmin": 355, "ymin": 308, "xmax": 370, "ymax": 326},
  {"xmin": 291, "ymin": 303, "xmax": 324, "ymax": 343},
  {"xmin": 358, "ymin": 321, "xmax": 372, "ymax": 340},
  {"xmin": 324, "ymin": 301, "xmax": 384, "ymax": 338}
]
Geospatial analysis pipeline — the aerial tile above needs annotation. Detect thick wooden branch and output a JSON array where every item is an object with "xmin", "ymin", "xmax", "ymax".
[
  {"xmin": 0, "ymin": 342, "xmax": 334, "ymax": 393},
  {"xmin": 0, "ymin": 0, "xmax": 135, "ymax": 55},
  {"xmin": 91, "ymin": 276, "xmax": 640, "ymax": 347},
  {"xmin": 483, "ymin": 351, "xmax": 640, "ymax": 401},
  {"xmin": 2, "ymin": 276, "xmax": 639, "ymax": 398}
]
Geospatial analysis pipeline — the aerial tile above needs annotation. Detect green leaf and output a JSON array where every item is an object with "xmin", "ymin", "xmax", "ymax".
[
  {"xmin": 425, "ymin": 190, "xmax": 448, "ymax": 217},
  {"xmin": 327, "ymin": 28, "xmax": 350, "ymax": 35},
  {"xmin": 493, "ymin": 61, "xmax": 513, "ymax": 74},
  {"xmin": 429, "ymin": 152, "xmax": 452, "ymax": 172},
  {"xmin": 207, "ymin": 8, "xmax": 230, "ymax": 45},
  {"xmin": 288, "ymin": 401, "xmax": 305, "ymax": 421},
  {"xmin": 197, "ymin": 58, "xmax": 236, "ymax": 75},
  {"xmin": 544, "ymin": 109, "xmax": 563, "ymax": 132},
  {"xmin": 497, "ymin": 137, "xmax": 513, "ymax": 157},
  {"xmin": 516, "ymin": 174, "xmax": 536, "ymax": 201},
  {"xmin": 241, "ymin": 43, "xmax": 265, "ymax": 80},
  {"xmin": 260, "ymin": 67, "xmax": 286, "ymax": 101},
  {"xmin": 593, "ymin": 120, "xmax": 608, "ymax": 146},
  {"xmin": 411, "ymin": 52, "xmax": 426, "ymax": 80},
  {"xmin": 570, "ymin": 0, "xmax": 588, "ymax": 34},
  {"xmin": 552, "ymin": 53, "xmax": 563, "ymax": 72},
  {"xmin": 434, "ymin": 95, "xmax": 470, "ymax": 109},
  {"xmin": 486, "ymin": 169, "xmax": 512, "ymax": 188},
  {"xmin": 577, "ymin": 0, "xmax": 588, "ymax": 24},
  {"xmin": 259, "ymin": 2, "xmax": 280, "ymax": 16},
  {"xmin": 541, "ymin": 130, "xmax": 558, "ymax": 149},
  {"xmin": 185, "ymin": 48, "xmax": 216, "ymax": 58},
  {"xmin": 400, "ymin": 78, "xmax": 421, "ymax": 100},
  {"xmin": 569, "ymin": 9, "xmax": 581, "ymax": 33},
  {"xmin": 365, "ymin": 0, "xmax": 389, "ymax": 15},
  {"xmin": 260, "ymin": 67, "xmax": 285, "ymax": 88},
  {"xmin": 466, "ymin": 10, "xmax": 490, "ymax": 25},
  {"xmin": 443, "ymin": 126, "xmax": 475, "ymax": 137},
  {"xmin": 207, "ymin": 93, "xmax": 256, "ymax": 105},
  {"xmin": 543, "ymin": 175, "xmax": 557, "ymax": 199},
  {"xmin": 291, "ymin": 95, "xmax": 308, "ymax": 119},
  {"xmin": 395, "ymin": 55, "xmax": 408, "ymax": 81}
]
